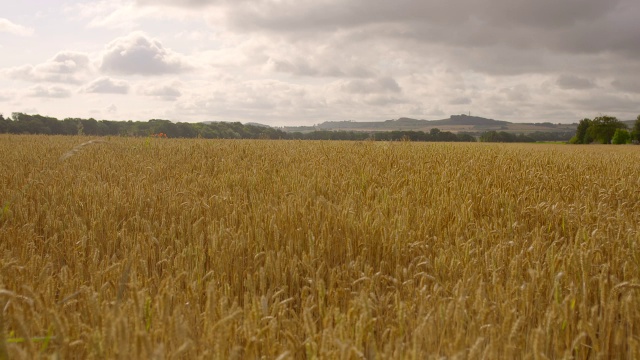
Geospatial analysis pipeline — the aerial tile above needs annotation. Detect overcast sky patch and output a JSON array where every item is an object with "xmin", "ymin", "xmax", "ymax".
[
  {"xmin": 1, "ymin": 0, "xmax": 639, "ymax": 124},
  {"xmin": 556, "ymin": 75, "xmax": 596, "ymax": 90}
]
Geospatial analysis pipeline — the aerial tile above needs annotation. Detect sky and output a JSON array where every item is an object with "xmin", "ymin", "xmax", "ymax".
[{"xmin": 1, "ymin": 0, "xmax": 639, "ymax": 126}]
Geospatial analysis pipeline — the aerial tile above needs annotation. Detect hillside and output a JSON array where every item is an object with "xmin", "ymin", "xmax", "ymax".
[{"xmin": 282, "ymin": 114, "xmax": 577, "ymax": 134}]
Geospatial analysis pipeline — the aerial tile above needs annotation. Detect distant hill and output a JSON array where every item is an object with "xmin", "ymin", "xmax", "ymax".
[
  {"xmin": 430, "ymin": 114, "xmax": 509, "ymax": 126},
  {"xmin": 282, "ymin": 114, "xmax": 576, "ymax": 134}
]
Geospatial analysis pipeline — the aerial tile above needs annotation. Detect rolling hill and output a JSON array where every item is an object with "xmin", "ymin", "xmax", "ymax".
[{"xmin": 281, "ymin": 114, "xmax": 577, "ymax": 134}]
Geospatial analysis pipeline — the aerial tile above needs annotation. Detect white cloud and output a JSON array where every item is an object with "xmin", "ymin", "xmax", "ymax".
[
  {"xmin": 27, "ymin": 85, "xmax": 72, "ymax": 98},
  {"xmin": 65, "ymin": 0, "xmax": 146, "ymax": 29},
  {"xmin": 83, "ymin": 77, "xmax": 130, "ymax": 94},
  {"xmin": 67, "ymin": 0, "xmax": 199, "ymax": 29},
  {"xmin": 4, "ymin": 52, "xmax": 91, "ymax": 84},
  {"xmin": 100, "ymin": 32, "xmax": 192, "ymax": 75},
  {"xmin": 139, "ymin": 82, "xmax": 182, "ymax": 100},
  {"xmin": 0, "ymin": 18, "xmax": 34, "ymax": 36}
]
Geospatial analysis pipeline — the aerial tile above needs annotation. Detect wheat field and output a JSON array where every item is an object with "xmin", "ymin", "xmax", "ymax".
[{"xmin": 1, "ymin": 135, "xmax": 639, "ymax": 359}]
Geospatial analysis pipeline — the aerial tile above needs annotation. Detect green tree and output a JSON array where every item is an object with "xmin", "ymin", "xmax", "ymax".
[
  {"xmin": 632, "ymin": 115, "xmax": 640, "ymax": 142},
  {"xmin": 456, "ymin": 133, "xmax": 477, "ymax": 142},
  {"xmin": 149, "ymin": 119, "xmax": 178, "ymax": 137},
  {"xmin": 80, "ymin": 118, "xmax": 100, "ymax": 135},
  {"xmin": 0, "ymin": 114, "xmax": 7, "ymax": 133},
  {"xmin": 611, "ymin": 129, "xmax": 630, "ymax": 144},
  {"xmin": 515, "ymin": 133, "xmax": 535, "ymax": 142},
  {"xmin": 175, "ymin": 122, "xmax": 197, "ymax": 138},
  {"xmin": 480, "ymin": 131, "xmax": 518, "ymax": 142},
  {"xmin": 570, "ymin": 118, "xmax": 592, "ymax": 144},
  {"xmin": 586, "ymin": 115, "xmax": 627, "ymax": 144}
]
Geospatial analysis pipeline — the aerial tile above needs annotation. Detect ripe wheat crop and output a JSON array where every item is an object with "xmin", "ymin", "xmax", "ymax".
[{"xmin": 1, "ymin": 134, "xmax": 639, "ymax": 359}]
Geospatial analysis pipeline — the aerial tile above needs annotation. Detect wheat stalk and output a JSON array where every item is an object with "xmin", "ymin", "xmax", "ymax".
[{"xmin": 1, "ymin": 136, "xmax": 639, "ymax": 358}]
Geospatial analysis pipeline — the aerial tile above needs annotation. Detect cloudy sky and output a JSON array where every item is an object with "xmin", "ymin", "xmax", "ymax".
[{"xmin": 1, "ymin": 0, "xmax": 639, "ymax": 125}]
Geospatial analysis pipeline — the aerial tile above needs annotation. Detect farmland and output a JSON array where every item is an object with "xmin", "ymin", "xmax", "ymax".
[{"xmin": 1, "ymin": 135, "xmax": 639, "ymax": 359}]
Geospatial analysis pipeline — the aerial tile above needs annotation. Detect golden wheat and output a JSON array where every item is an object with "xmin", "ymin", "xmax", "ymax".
[
  {"xmin": 0, "ymin": 134, "xmax": 639, "ymax": 359},
  {"xmin": 59, "ymin": 139, "xmax": 107, "ymax": 161}
]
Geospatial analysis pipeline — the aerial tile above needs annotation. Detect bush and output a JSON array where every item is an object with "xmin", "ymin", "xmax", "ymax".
[{"xmin": 611, "ymin": 129, "xmax": 630, "ymax": 144}]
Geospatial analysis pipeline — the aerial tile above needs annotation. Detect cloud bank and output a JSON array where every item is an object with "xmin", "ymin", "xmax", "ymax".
[
  {"xmin": 1, "ymin": 0, "xmax": 639, "ymax": 125},
  {"xmin": 5, "ymin": 52, "xmax": 91, "ymax": 84}
]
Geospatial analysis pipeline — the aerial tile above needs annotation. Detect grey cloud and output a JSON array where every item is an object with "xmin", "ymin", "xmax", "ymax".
[
  {"xmin": 133, "ymin": 0, "xmax": 640, "ymax": 123},
  {"xmin": 264, "ymin": 44, "xmax": 377, "ymax": 78},
  {"xmin": 364, "ymin": 95, "xmax": 407, "ymax": 107},
  {"xmin": 27, "ymin": 85, "xmax": 72, "ymax": 98},
  {"xmin": 449, "ymin": 97, "xmax": 472, "ymax": 105},
  {"xmin": 268, "ymin": 58, "xmax": 344, "ymax": 77},
  {"xmin": 214, "ymin": 0, "xmax": 626, "ymax": 34},
  {"xmin": 341, "ymin": 77, "xmax": 401, "ymax": 94},
  {"xmin": 611, "ymin": 78, "xmax": 640, "ymax": 93},
  {"xmin": 136, "ymin": 0, "xmax": 640, "ymax": 75},
  {"xmin": 136, "ymin": 0, "xmax": 221, "ymax": 7},
  {"xmin": 571, "ymin": 93, "xmax": 639, "ymax": 113},
  {"xmin": 556, "ymin": 75, "xmax": 596, "ymax": 90},
  {"xmin": 470, "ymin": 0, "xmax": 620, "ymax": 29},
  {"xmin": 500, "ymin": 85, "xmax": 530, "ymax": 102},
  {"xmin": 346, "ymin": 66, "xmax": 376, "ymax": 78},
  {"xmin": 427, "ymin": 108, "xmax": 446, "ymax": 117},
  {"xmin": 229, "ymin": 1, "xmax": 639, "ymax": 59},
  {"xmin": 100, "ymin": 32, "xmax": 191, "ymax": 75},
  {"xmin": 443, "ymin": 46, "xmax": 550, "ymax": 76},
  {"xmin": 83, "ymin": 77, "xmax": 130, "ymax": 94},
  {"xmin": 5, "ymin": 52, "xmax": 91, "ymax": 83}
]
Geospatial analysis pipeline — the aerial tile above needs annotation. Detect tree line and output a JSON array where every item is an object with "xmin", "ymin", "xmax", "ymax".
[
  {"xmin": 287, "ymin": 128, "xmax": 477, "ymax": 142},
  {"xmin": 0, "ymin": 113, "xmax": 479, "ymax": 141},
  {"xmin": 0, "ymin": 112, "xmax": 586, "ymax": 143},
  {"xmin": 570, "ymin": 115, "xmax": 640, "ymax": 144},
  {"xmin": 0, "ymin": 113, "xmax": 289, "ymax": 139}
]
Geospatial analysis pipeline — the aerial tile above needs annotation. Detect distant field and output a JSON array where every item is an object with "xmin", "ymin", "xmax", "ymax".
[{"xmin": 1, "ymin": 135, "xmax": 639, "ymax": 359}]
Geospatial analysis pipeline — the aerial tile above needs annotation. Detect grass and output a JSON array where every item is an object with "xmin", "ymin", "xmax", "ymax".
[{"xmin": 0, "ymin": 134, "xmax": 639, "ymax": 358}]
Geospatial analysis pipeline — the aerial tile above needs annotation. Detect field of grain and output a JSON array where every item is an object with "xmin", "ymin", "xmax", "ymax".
[{"xmin": 1, "ymin": 135, "xmax": 639, "ymax": 359}]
